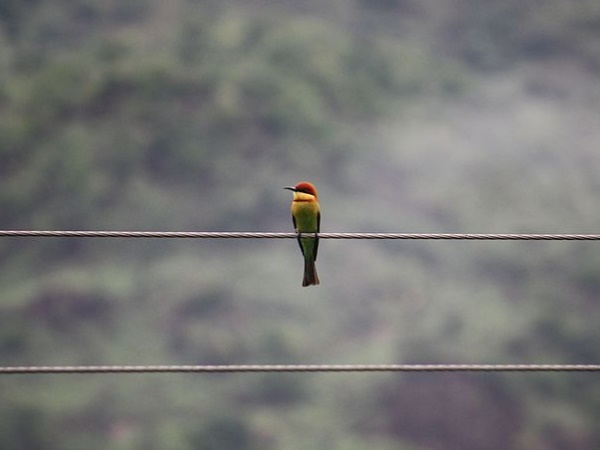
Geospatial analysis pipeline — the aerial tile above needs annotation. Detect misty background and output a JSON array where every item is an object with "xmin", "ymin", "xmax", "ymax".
[{"xmin": 2, "ymin": 0, "xmax": 600, "ymax": 449}]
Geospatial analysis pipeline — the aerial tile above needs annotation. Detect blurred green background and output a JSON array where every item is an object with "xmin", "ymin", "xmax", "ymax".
[{"xmin": 2, "ymin": 0, "xmax": 600, "ymax": 449}]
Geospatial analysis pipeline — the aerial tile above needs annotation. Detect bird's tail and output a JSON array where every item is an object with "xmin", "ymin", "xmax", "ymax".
[{"xmin": 303, "ymin": 259, "xmax": 320, "ymax": 287}]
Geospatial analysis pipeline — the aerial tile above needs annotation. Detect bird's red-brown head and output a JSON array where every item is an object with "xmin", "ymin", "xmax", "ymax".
[{"xmin": 284, "ymin": 181, "xmax": 318, "ymax": 198}]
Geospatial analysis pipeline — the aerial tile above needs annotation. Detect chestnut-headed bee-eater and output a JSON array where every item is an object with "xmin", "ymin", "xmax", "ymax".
[{"xmin": 284, "ymin": 181, "xmax": 321, "ymax": 287}]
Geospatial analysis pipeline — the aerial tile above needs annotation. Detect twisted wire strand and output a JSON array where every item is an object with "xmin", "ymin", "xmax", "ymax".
[
  {"xmin": 1, "ymin": 230, "xmax": 600, "ymax": 240},
  {"xmin": 2, "ymin": 364, "xmax": 600, "ymax": 374}
]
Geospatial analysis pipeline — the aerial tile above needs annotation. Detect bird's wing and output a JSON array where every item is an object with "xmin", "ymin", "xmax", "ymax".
[
  {"xmin": 313, "ymin": 210, "xmax": 320, "ymax": 261},
  {"xmin": 292, "ymin": 215, "xmax": 305, "ymax": 256},
  {"xmin": 317, "ymin": 210, "xmax": 321, "ymax": 232}
]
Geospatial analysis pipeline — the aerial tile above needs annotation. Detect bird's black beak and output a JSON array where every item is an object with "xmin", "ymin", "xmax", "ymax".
[{"xmin": 283, "ymin": 186, "xmax": 296, "ymax": 191}]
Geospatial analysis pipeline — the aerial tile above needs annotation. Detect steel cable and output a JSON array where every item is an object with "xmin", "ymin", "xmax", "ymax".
[
  {"xmin": 1, "ymin": 230, "xmax": 600, "ymax": 240},
  {"xmin": 2, "ymin": 364, "xmax": 600, "ymax": 374}
]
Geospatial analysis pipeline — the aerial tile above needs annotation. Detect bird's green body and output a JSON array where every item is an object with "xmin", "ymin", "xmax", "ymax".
[{"xmin": 284, "ymin": 182, "xmax": 321, "ymax": 286}]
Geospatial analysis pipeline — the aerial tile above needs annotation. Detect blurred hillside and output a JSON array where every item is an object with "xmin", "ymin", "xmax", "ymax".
[{"xmin": 2, "ymin": 1, "xmax": 600, "ymax": 449}]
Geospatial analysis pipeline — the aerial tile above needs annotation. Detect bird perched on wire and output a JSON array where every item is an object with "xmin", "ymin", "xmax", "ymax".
[{"xmin": 284, "ymin": 181, "xmax": 321, "ymax": 286}]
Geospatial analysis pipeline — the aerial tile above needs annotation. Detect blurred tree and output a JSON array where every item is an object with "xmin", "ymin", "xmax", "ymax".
[{"xmin": 189, "ymin": 416, "xmax": 263, "ymax": 450}]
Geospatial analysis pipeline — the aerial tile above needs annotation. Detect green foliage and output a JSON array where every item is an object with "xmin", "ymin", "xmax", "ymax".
[
  {"xmin": 0, "ymin": 405, "xmax": 57, "ymax": 450},
  {"xmin": 444, "ymin": 0, "xmax": 600, "ymax": 69},
  {"xmin": 189, "ymin": 415, "xmax": 263, "ymax": 450}
]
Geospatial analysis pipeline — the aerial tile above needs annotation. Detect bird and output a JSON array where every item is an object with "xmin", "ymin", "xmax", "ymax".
[{"xmin": 284, "ymin": 181, "xmax": 321, "ymax": 286}]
